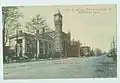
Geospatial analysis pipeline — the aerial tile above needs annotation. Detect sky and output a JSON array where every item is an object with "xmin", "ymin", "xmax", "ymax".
[{"xmin": 18, "ymin": 4, "xmax": 117, "ymax": 52}]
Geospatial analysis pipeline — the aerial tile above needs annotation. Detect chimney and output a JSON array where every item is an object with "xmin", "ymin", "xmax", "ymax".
[{"xmin": 42, "ymin": 27, "xmax": 45, "ymax": 37}]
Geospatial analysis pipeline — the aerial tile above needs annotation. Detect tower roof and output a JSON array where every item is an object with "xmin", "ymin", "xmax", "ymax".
[
  {"xmin": 56, "ymin": 8, "xmax": 60, "ymax": 14},
  {"xmin": 54, "ymin": 8, "xmax": 62, "ymax": 17}
]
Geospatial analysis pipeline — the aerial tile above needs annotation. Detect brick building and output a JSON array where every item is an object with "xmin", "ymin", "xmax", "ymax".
[
  {"xmin": 68, "ymin": 39, "xmax": 81, "ymax": 57},
  {"xmin": 54, "ymin": 9, "xmax": 71, "ymax": 58}
]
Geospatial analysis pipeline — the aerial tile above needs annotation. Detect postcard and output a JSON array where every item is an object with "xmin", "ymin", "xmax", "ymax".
[{"xmin": 2, "ymin": 4, "xmax": 117, "ymax": 79}]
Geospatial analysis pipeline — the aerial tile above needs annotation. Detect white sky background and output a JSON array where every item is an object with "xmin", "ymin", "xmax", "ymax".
[{"xmin": 19, "ymin": 5, "xmax": 116, "ymax": 52}]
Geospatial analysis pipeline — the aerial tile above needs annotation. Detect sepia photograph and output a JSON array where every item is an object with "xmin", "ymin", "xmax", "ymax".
[{"xmin": 2, "ymin": 4, "xmax": 117, "ymax": 79}]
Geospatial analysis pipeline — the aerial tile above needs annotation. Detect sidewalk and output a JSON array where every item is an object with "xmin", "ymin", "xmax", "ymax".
[
  {"xmin": 3, "ymin": 58, "xmax": 73, "ymax": 69},
  {"xmin": 4, "ymin": 58, "xmax": 53, "ymax": 68}
]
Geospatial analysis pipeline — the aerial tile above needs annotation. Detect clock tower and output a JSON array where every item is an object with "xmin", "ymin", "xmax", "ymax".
[
  {"xmin": 54, "ymin": 9, "xmax": 63, "ymax": 58},
  {"xmin": 54, "ymin": 8, "xmax": 62, "ymax": 32}
]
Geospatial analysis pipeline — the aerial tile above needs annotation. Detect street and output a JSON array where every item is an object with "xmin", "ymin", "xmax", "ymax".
[{"xmin": 4, "ymin": 55, "xmax": 117, "ymax": 79}]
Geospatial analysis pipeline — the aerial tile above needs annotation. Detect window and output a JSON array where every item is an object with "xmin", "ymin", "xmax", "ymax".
[
  {"xmin": 49, "ymin": 44, "xmax": 51, "ymax": 48},
  {"xmin": 17, "ymin": 39, "xmax": 22, "ymax": 43},
  {"xmin": 40, "ymin": 48, "xmax": 43, "ymax": 54},
  {"xmin": 39, "ymin": 41, "xmax": 43, "ymax": 47}
]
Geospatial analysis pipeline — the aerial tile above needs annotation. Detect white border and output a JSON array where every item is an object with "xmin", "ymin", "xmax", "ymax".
[{"xmin": 0, "ymin": 0, "xmax": 120, "ymax": 83}]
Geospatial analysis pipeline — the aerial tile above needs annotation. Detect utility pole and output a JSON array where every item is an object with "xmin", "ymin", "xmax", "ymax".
[
  {"xmin": 113, "ymin": 36, "xmax": 116, "ymax": 51},
  {"xmin": 111, "ymin": 36, "xmax": 117, "ymax": 62},
  {"xmin": 111, "ymin": 36, "xmax": 116, "ymax": 54}
]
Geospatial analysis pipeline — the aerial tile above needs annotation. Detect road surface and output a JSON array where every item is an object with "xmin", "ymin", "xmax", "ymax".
[{"xmin": 4, "ymin": 55, "xmax": 117, "ymax": 79}]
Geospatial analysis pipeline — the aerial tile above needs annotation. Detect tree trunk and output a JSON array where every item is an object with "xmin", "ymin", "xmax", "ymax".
[{"xmin": 3, "ymin": 28, "xmax": 5, "ymax": 47}]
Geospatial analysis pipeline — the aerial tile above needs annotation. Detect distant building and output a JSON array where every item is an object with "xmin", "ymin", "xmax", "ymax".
[
  {"xmin": 68, "ymin": 39, "xmax": 81, "ymax": 57},
  {"xmin": 81, "ymin": 46, "xmax": 91, "ymax": 57}
]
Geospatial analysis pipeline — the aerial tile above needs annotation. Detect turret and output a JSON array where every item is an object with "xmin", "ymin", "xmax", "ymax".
[{"xmin": 54, "ymin": 8, "xmax": 63, "ymax": 32}]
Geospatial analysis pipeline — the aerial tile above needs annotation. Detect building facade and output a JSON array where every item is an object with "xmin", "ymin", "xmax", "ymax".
[
  {"xmin": 9, "ymin": 29, "xmax": 55, "ymax": 59},
  {"xmin": 54, "ymin": 9, "xmax": 71, "ymax": 58},
  {"xmin": 68, "ymin": 39, "xmax": 81, "ymax": 57},
  {"xmin": 7, "ymin": 9, "xmax": 82, "ymax": 60}
]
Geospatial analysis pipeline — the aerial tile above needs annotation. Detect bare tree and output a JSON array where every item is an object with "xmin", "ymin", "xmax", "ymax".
[
  {"xmin": 25, "ymin": 14, "xmax": 54, "ymax": 59},
  {"xmin": 26, "ymin": 14, "xmax": 52, "ymax": 34},
  {"xmin": 2, "ymin": 6, "xmax": 23, "ymax": 46}
]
